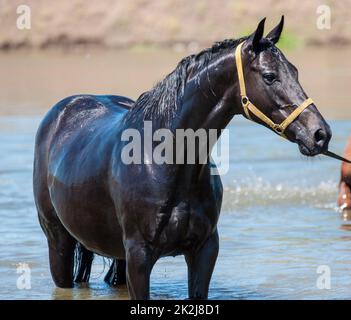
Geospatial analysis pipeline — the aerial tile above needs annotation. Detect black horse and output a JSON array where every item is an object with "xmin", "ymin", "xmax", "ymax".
[{"xmin": 33, "ymin": 17, "xmax": 331, "ymax": 299}]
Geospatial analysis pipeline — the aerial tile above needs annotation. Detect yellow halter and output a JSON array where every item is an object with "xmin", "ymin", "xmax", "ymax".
[{"xmin": 235, "ymin": 41, "xmax": 313, "ymax": 137}]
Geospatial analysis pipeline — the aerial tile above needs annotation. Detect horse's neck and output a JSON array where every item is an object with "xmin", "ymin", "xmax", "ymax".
[
  {"xmin": 175, "ymin": 84, "xmax": 237, "ymax": 132},
  {"xmin": 119, "ymin": 60, "xmax": 240, "ymax": 197}
]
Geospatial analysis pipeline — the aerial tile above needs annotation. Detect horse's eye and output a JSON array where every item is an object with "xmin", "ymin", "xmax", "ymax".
[{"xmin": 263, "ymin": 73, "xmax": 276, "ymax": 84}]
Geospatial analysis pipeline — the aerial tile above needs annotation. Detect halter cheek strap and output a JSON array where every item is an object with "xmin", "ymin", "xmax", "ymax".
[{"xmin": 235, "ymin": 41, "xmax": 314, "ymax": 137}]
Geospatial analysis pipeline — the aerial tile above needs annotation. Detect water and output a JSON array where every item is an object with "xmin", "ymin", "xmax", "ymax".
[
  {"xmin": 0, "ymin": 115, "xmax": 350, "ymax": 300},
  {"xmin": 2, "ymin": 46, "xmax": 351, "ymax": 119},
  {"xmin": 2, "ymin": 45, "xmax": 351, "ymax": 299}
]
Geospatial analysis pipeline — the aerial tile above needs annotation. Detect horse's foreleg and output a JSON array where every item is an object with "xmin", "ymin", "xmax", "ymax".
[
  {"xmin": 125, "ymin": 240, "xmax": 155, "ymax": 299},
  {"xmin": 185, "ymin": 230, "xmax": 219, "ymax": 299}
]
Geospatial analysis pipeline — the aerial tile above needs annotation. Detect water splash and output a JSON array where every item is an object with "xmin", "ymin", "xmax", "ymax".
[{"xmin": 222, "ymin": 176, "xmax": 338, "ymax": 210}]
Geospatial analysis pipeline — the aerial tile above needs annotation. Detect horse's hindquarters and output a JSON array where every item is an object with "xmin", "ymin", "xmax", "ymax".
[{"xmin": 34, "ymin": 94, "xmax": 131, "ymax": 259}]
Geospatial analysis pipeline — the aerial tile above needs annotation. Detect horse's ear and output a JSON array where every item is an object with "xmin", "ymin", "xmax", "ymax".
[
  {"xmin": 248, "ymin": 18, "xmax": 266, "ymax": 50},
  {"xmin": 266, "ymin": 15, "xmax": 284, "ymax": 44}
]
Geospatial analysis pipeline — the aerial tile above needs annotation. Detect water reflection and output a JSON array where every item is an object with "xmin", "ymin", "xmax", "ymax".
[
  {"xmin": 340, "ymin": 209, "xmax": 351, "ymax": 221},
  {"xmin": 340, "ymin": 209, "xmax": 351, "ymax": 231},
  {"xmin": 52, "ymin": 283, "xmax": 129, "ymax": 300}
]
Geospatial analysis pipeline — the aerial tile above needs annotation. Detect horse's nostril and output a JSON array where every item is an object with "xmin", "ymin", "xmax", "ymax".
[{"xmin": 314, "ymin": 129, "xmax": 326, "ymax": 145}]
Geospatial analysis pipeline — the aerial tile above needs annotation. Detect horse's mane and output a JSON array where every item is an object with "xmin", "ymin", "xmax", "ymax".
[{"xmin": 125, "ymin": 36, "xmax": 248, "ymax": 126}]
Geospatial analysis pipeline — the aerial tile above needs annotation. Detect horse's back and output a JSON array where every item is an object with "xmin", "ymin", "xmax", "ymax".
[
  {"xmin": 34, "ymin": 94, "xmax": 133, "ymax": 181},
  {"xmin": 36, "ymin": 94, "xmax": 131, "ymax": 150},
  {"xmin": 36, "ymin": 94, "xmax": 133, "ymax": 142}
]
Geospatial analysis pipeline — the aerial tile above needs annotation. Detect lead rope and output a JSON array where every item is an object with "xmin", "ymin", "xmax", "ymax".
[{"xmin": 235, "ymin": 41, "xmax": 314, "ymax": 138}]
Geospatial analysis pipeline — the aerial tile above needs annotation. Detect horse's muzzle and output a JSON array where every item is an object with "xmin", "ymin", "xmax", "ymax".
[{"xmin": 297, "ymin": 124, "xmax": 332, "ymax": 156}]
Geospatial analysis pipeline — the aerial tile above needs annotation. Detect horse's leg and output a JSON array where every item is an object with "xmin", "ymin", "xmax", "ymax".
[
  {"xmin": 116, "ymin": 259, "xmax": 127, "ymax": 284},
  {"xmin": 125, "ymin": 240, "xmax": 155, "ymax": 299},
  {"xmin": 185, "ymin": 230, "xmax": 219, "ymax": 299},
  {"xmin": 39, "ymin": 213, "xmax": 77, "ymax": 288},
  {"xmin": 104, "ymin": 259, "xmax": 126, "ymax": 286},
  {"xmin": 74, "ymin": 243, "xmax": 94, "ymax": 284}
]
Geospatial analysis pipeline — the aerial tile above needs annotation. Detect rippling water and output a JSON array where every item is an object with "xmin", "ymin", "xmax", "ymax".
[{"xmin": 0, "ymin": 116, "xmax": 350, "ymax": 300}]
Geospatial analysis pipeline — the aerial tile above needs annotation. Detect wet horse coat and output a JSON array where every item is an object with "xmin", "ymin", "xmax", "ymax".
[
  {"xmin": 34, "ymin": 93, "xmax": 222, "ymax": 298},
  {"xmin": 33, "ymin": 18, "xmax": 331, "ymax": 299}
]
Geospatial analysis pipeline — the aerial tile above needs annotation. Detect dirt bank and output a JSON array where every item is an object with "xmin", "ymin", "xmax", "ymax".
[{"xmin": 1, "ymin": 0, "xmax": 350, "ymax": 50}]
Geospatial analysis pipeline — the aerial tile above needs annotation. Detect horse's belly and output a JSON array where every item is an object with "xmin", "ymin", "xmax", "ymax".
[{"xmin": 49, "ymin": 179, "xmax": 125, "ymax": 258}]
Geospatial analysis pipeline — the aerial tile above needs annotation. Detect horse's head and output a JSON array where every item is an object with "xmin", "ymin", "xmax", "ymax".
[{"xmin": 237, "ymin": 17, "xmax": 331, "ymax": 156}]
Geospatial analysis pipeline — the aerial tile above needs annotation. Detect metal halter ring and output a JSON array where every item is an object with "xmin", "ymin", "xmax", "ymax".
[
  {"xmin": 273, "ymin": 124, "xmax": 283, "ymax": 134},
  {"xmin": 241, "ymin": 96, "xmax": 249, "ymax": 106}
]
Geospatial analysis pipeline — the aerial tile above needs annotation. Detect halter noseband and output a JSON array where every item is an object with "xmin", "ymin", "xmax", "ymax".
[{"xmin": 235, "ymin": 41, "xmax": 313, "ymax": 137}]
